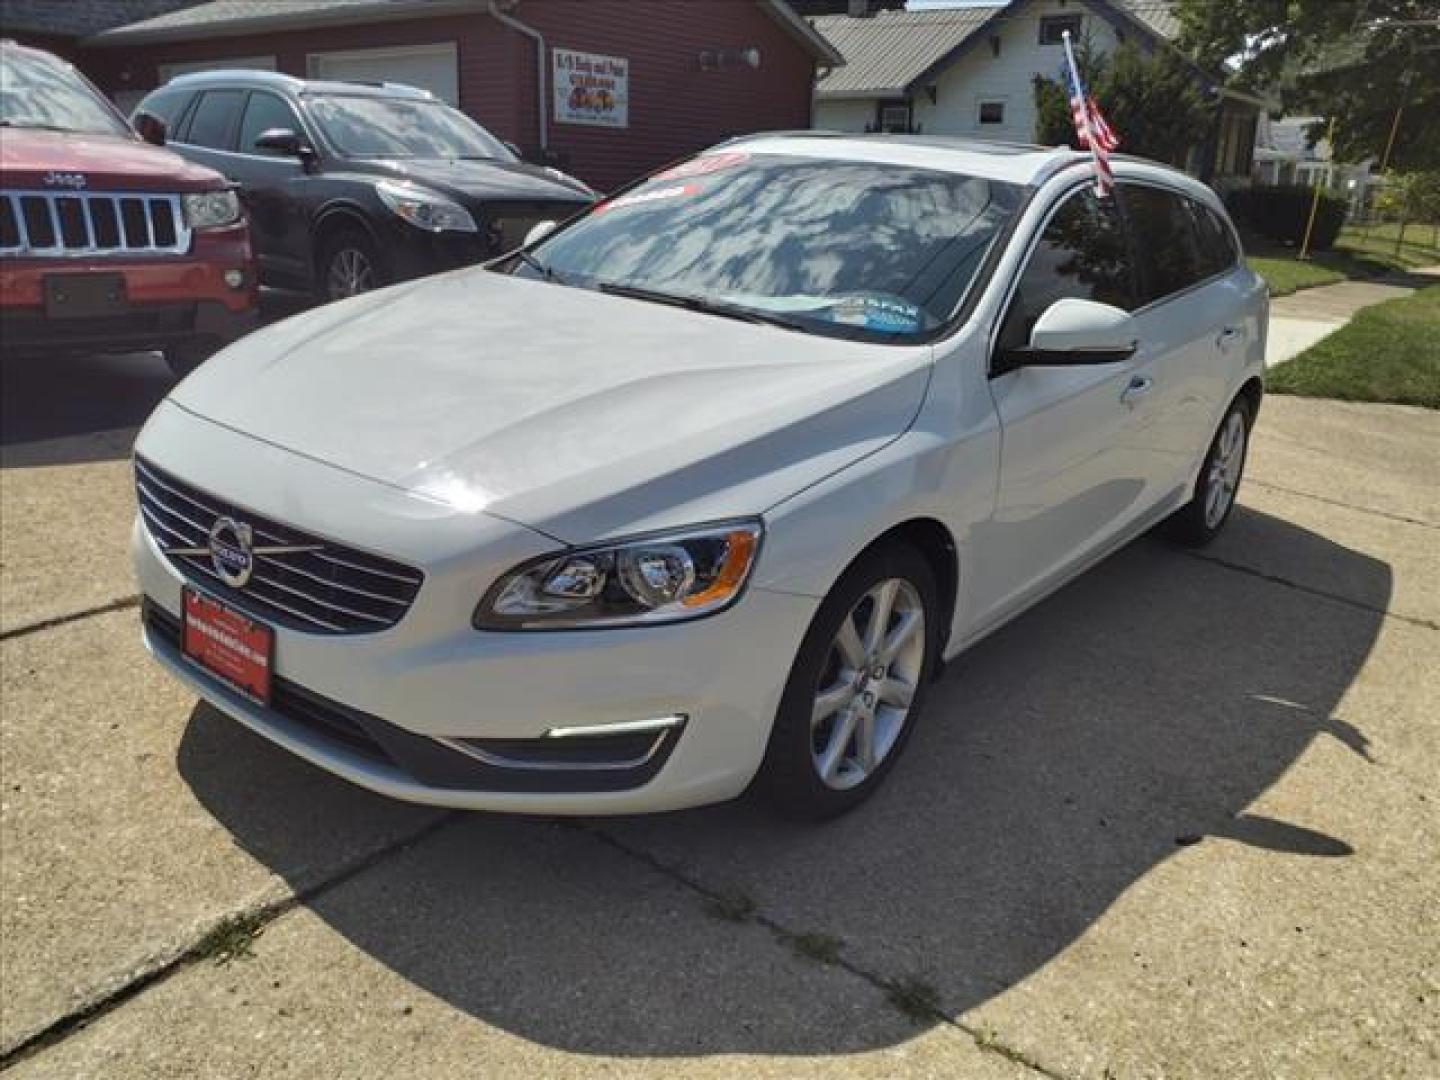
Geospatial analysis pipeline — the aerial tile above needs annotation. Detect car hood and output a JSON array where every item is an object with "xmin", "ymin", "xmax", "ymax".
[
  {"xmin": 0, "ymin": 128, "xmax": 225, "ymax": 191},
  {"xmin": 170, "ymin": 269, "xmax": 932, "ymax": 542},
  {"xmin": 370, "ymin": 157, "xmax": 595, "ymax": 204}
]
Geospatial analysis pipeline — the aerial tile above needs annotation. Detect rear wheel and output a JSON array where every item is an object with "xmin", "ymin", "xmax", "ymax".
[
  {"xmin": 316, "ymin": 227, "xmax": 385, "ymax": 303},
  {"xmin": 756, "ymin": 541, "xmax": 940, "ymax": 820},
  {"xmin": 1166, "ymin": 395, "xmax": 1253, "ymax": 546}
]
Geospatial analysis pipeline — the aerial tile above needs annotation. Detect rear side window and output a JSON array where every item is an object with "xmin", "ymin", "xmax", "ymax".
[
  {"xmin": 238, "ymin": 91, "xmax": 303, "ymax": 155},
  {"xmin": 1122, "ymin": 184, "xmax": 1205, "ymax": 305},
  {"xmin": 997, "ymin": 187, "xmax": 1136, "ymax": 353},
  {"xmin": 1189, "ymin": 200, "xmax": 1239, "ymax": 278},
  {"xmin": 183, "ymin": 89, "xmax": 244, "ymax": 150},
  {"xmin": 135, "ymin": 85, "xmax": 191, "ymax": 127}
]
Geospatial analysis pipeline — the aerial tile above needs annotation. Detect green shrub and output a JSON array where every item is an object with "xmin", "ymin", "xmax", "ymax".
[{"xmin": 1229, "ymin": 185, "xmax": 1347, "ymax": 250}]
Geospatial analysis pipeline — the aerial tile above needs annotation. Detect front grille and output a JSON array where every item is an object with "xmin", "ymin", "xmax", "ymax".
[
  {"xmin": 135, "ymin": 457, "xmax": 424, "ymax": 635},
  {"xmin": 0, "ymin": 190, "xmax": 191, "ymax": 257}
]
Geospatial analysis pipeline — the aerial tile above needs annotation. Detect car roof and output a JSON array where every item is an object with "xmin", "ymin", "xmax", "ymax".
[
  {"xmin": 723, "ymin": 132, "xmax": 1214, "ymax": 197},
  {"xmin": 161, "ymin": 68, "xmax": 437, "ymax": 102}
]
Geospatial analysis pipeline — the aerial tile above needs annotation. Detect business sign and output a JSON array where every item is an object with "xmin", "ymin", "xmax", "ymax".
[{"xmin": 554, "ymin": 48, "xmax": 628, "ymax": 129}]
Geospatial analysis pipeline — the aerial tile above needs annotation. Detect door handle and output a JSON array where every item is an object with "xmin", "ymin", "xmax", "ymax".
[
  {"xmin": 1120, "ymin": 374, "xmax": 1153, "ymax": 407},
  {"xmin": 1216, "ymin": 325, "xmax": 1243, "ymax": 349}
]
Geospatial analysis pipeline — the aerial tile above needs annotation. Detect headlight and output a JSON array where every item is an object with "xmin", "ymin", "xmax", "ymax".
[
  {"xmin": 182, "ymin": 190, "xmax": 241, "ymax": 230},
  {"xmin": 375, "ymin": 180, "xmax": 477, "ymax": 233},
  {"xmin": 475, "ymin": 521, "xmax": 763, "ymax": 630}
]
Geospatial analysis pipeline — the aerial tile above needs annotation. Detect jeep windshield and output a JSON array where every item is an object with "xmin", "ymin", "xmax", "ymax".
[
  {"xmin": 0, "ymin": 49, "xmax": 129, "ymax": 136},
  {"xmin": 304, "ymin": 94, "xmax": 516, "ymax": 162},
  {"xmin": 508, "ymin": 152, "xmax": 1023, "ymax": 343}
]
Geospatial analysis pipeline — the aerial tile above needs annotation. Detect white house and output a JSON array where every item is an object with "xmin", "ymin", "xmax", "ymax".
[{"xmin": 811, "ymin": 0, "xmax": 1261, "ymax": 184}]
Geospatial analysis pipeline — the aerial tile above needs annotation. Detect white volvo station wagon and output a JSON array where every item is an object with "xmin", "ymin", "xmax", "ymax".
[{"xmin": 133, "ymin": 135, "xmax": 1266, "ymax": 820}]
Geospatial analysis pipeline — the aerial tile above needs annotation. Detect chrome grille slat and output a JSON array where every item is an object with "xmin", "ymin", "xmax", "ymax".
[
  {"xmin": 135, "ymin": 457, "xmax": 423, "ymax": 635},
  {"xmin": 0, "ymin": 190, "xmax": 192, "ymax": 257}
]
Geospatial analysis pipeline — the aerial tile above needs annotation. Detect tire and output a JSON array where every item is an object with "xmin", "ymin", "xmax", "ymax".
[
  {"xmin": 164, "ymin": 338, "xmax": 219, "ymax": 379},
  {"xmin": 1166, "ymin": 394, "xmax": 1254, "ymax": 546},
  {"xmin": 315, "ymin": 226, "xmax": 385, "ymax": 303},
  {"xmin": 756, "ymin": 540, "xmax": 941, "ymax": 821}
]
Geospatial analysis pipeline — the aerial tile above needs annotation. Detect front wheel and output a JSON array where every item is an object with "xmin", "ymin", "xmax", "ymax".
[
  {"xmin": 316, "ymin": 227, "xmax": 385, "ymax": 303},
  {"xmin": 756, "ymin": 541, "xmax": 940, "ymax": 821},
  {"xmin": 1166, "ymin": 395, "xmax": 1253, "ymax": 546}
]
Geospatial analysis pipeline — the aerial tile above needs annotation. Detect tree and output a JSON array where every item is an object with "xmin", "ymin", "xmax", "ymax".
[
  {"xmin": 1032, "ymin": 40, "xmax": 1212, "ymax": 167},
  {"xmin": 1174, "ymin": 0, "xmax": 1440, "ymax": 170},
  {"xmin": 1374, "ymin": 171, "xmax": 1440, "ymax": 252}
]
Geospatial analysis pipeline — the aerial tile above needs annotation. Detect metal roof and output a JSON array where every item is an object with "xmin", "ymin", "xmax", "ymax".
[{"xmin": 812, "ymin": 0, "xmax": 1182, "ymax": 100}]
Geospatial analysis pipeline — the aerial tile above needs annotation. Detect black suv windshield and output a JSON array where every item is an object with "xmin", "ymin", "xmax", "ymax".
[
  {"xmin": 516, "ymin": 152, "xmax": 1022, "ymax": 342},
  {"xmin": 305, "ymin": 94, "xmax": 516, "ymax": 161},
  {"xmin": 0, "ymin": 49, "xmax": 129, "ymax": 136}
]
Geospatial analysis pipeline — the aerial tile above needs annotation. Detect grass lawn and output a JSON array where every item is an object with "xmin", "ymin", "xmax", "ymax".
[
  {"xmin": 1268, "ymin": 285, "xmax": 1440, "ymax": 408},
  {"xmin": 1244, "ymin": 223, "xmax": 1440, "ymax": 297}
]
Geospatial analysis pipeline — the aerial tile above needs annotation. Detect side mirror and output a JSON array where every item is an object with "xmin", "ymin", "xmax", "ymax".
[
  {"xmin": 523, "ymin": 220, "xmax": 558, "ymax": 247},
  {"xmin": 133, "ymin": 111, "xmax": 167, "ymax": 147},
  {"xmin": 1001, "ymin": 298, "xmax": 1138, "ymax": 372},
  {"xmin": 254, "ymin": 127, "xmax": 313, "ymax": 159}
]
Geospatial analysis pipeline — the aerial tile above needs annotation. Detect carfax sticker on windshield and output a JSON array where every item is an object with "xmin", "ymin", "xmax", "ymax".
[
  {"xmin": 595, "ymin": 182, "xmax": 702, "ymax": 214},
  {"xmin": 653, "ymin": 151, "xmax": 750, "ymax": 181},
  {"xmin": 827, "ymin": 295, "xmax": 924, "ymax": 333}
]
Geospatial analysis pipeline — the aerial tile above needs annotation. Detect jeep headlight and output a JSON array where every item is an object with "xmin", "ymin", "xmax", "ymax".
[
  {"xmin": 475, "ymin": 521, "xmax": 763, "ymax": 630},
  {"xmin": 376, "ymin": 180, "xmax": 477, "ymax": 233},
  {"xmin": 182, "ymin": 189, "xmax": 241, "ymax": 230}
]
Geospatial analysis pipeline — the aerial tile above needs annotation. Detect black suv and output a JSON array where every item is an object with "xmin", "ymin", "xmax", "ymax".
[{"xmin": 134, "ymin": 72, "xmax": 595, "ymax": 300}]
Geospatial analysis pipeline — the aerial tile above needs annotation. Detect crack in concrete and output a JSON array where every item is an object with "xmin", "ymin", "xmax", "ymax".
[
  {"xmin": 0, "ymin": 812, "xmax": 461, "ymax": 1071},
  {"xmin": 0, "ymin": 596, "xmax": 140, "ymax": 643},
  {"xmin": 1185, "ymin": 551, "xmax": 1438, "ymax": 632},
  {"xmin": 1248, "ymin": 479, "xmax": 1438, "ymax": 530},
  {"xmin": 576, "ymin": 822, "xmax": 1071, "ymax": 1080}
]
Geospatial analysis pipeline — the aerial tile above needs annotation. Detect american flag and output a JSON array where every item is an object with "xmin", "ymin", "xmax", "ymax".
[{"xmin": 1062, "ymin": 31, "xmax": 1118, "ymax": 195}]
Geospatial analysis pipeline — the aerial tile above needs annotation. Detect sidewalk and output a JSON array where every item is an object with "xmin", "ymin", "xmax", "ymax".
[{"xmin": 1265, "ymin": 279, "xmax": 1415, "ymax": 367}]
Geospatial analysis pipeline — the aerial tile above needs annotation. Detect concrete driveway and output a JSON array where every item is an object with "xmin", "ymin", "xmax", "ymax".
[{"xmin": 2, "ymin": 342, "xmax": 1436, "ymax": 1078}]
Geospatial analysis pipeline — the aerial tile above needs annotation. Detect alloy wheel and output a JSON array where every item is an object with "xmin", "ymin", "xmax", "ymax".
[
  {"xmin": 327, "ymin": 248, "xmax": 375, "ymax": 299},
  {"xmin": 1204, "ymin": 410, "xmax": 1247, "ymax": 528},
  {"xmin": 810, "ymin": 578, "xmax": 926, "ymax": 790}
]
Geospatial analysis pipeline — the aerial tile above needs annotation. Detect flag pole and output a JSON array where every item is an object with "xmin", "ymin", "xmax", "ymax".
[
  {"xmin": 1299, "ymin": 115, "xmax": 1337, "ymax": 261},
  {"xmin": 1062, "ymin": 30, "xmax": 1107, "ymax": 197}
]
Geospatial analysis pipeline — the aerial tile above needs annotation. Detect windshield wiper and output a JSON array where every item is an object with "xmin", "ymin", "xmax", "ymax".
[
  {"xmin": 510, "ymin": 249, "xmax": 562, "ymax": 282},
  {"xmin": 596, "ymin": 282, "xmax": 807, "ymax": 333},
  {"xmin": 0, "ymin": 120, "xmax": 74, "ymax": 132}
]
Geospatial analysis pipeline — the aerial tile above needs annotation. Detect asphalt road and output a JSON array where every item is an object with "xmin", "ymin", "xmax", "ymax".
[{"xmin": 1, "ymin": 327, "xmax": 1437, "ymax": 1078}]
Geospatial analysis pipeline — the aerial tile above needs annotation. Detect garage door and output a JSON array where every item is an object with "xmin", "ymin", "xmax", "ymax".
[
  {"xmin": 158, "ymin": 55, "xmax": 277, "ymax": 82},
  {"xmin": 306, "ymin": 43, "xmax": 459, "ymax": 105}
]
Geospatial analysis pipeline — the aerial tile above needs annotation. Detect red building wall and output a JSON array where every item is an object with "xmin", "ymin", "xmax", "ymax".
[{"xmin": 77, "ymin": 1, "xmax": 818, "ymax": 191}]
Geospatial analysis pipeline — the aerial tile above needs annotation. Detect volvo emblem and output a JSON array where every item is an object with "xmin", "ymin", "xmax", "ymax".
[
  {"xmin": 43, "ymin": 171, "xmax": 87, "ymax": 190},
  {"xmin": 208, "ymin": 516, "xmax": 254, "ymax": 588}
]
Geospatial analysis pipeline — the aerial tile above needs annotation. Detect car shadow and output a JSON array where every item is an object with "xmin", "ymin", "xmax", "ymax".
[
  {"xmin": 1, "ymin": 289, "xmax": 313, "ymax": 467},
  {"xmin": 175, "ymin": 507, "xmax": 1387, "ymax": 1056}
]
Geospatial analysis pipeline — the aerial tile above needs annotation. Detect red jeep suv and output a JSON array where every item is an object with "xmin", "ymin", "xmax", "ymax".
[{"xmin": 1, "ymin": 42, "xmax": 256, "ymax": 376}]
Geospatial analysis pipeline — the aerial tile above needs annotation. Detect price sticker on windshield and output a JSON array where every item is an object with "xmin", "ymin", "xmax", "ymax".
[
  {"xmin": 653, "ymin": 152, "xmax": 749, "ymax": 181},
  {"xmin": 595, "ymin": 182, "xmax": 703, "ymax": 215}
]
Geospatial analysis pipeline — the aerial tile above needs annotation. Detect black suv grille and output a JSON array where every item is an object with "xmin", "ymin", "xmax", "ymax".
[{"xmin": 135, "ymin": 457, "xmax": 423, "ymax": 634}]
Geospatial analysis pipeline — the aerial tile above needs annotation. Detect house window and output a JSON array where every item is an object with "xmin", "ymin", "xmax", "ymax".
[
  {"xmin": 978, "ymin": 101, "xmax": 1005, "ymax": 125},
  {"xmin": 1039, "ymin": 14, "xmax": 1082, "ymax": 45},
  {"xmin": 878, "ymin": 102, "xmax": 911, "ymax": 133}
]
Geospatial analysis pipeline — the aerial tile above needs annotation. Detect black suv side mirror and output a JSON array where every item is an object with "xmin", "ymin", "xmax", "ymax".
[
  {"xmin": 254, "ymin": 127, "xmax": 314, "ymax": 161},
  {"xmin": 133, "ymin": 111, "xmax": 167, "ymax": 147}
]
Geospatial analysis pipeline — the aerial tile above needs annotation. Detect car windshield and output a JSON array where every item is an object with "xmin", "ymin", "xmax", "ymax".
[
  {"xmin": 512, "ymin": 152, "xmax": 1023, "ymax": 342},
  {"xmin": 305, "ymin": 94, "xmax": 516, "ymax": 161},
  {"xmin": 0, "ymin": 49, "xmax": 129, "ymax": 136}
]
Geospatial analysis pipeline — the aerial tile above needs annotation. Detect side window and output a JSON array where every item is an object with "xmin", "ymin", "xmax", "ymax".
[
  {"xmin": 1122, "ymin": 184, "xmax": 1205, "ymax": 305},
  {"xmin": 136, "ymin": 86, "xmax": 191, "ymax": 127},
  {"xmin": 1189, "ymin": 200, "xmax": 1239, "ymax": 278},
  {"xmin": 183, "ymin": 89, "xmax": 245, "ymax": 150},
  {"xmin": 997, "ymin": 188, "xmax": 1136, "ymax": 354},
  {"xmin": 238, "ymin": 91, "xmax": 303, "ymax": 154}
]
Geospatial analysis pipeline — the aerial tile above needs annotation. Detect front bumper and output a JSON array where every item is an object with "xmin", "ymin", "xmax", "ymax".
[{"xmin": 131, "ymin": 407, "xmax": 818, "ymax": 814}]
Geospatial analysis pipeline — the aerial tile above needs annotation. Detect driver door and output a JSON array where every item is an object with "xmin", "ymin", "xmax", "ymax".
[{"xmin": 968, "ymin": 185, "xmax": 1168, "ymax": 626}]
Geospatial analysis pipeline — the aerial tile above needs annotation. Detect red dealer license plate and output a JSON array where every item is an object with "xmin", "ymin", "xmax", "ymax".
[{"xmin": 181, "ymin": 588, "xmax": 274, "ymax": 706}]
